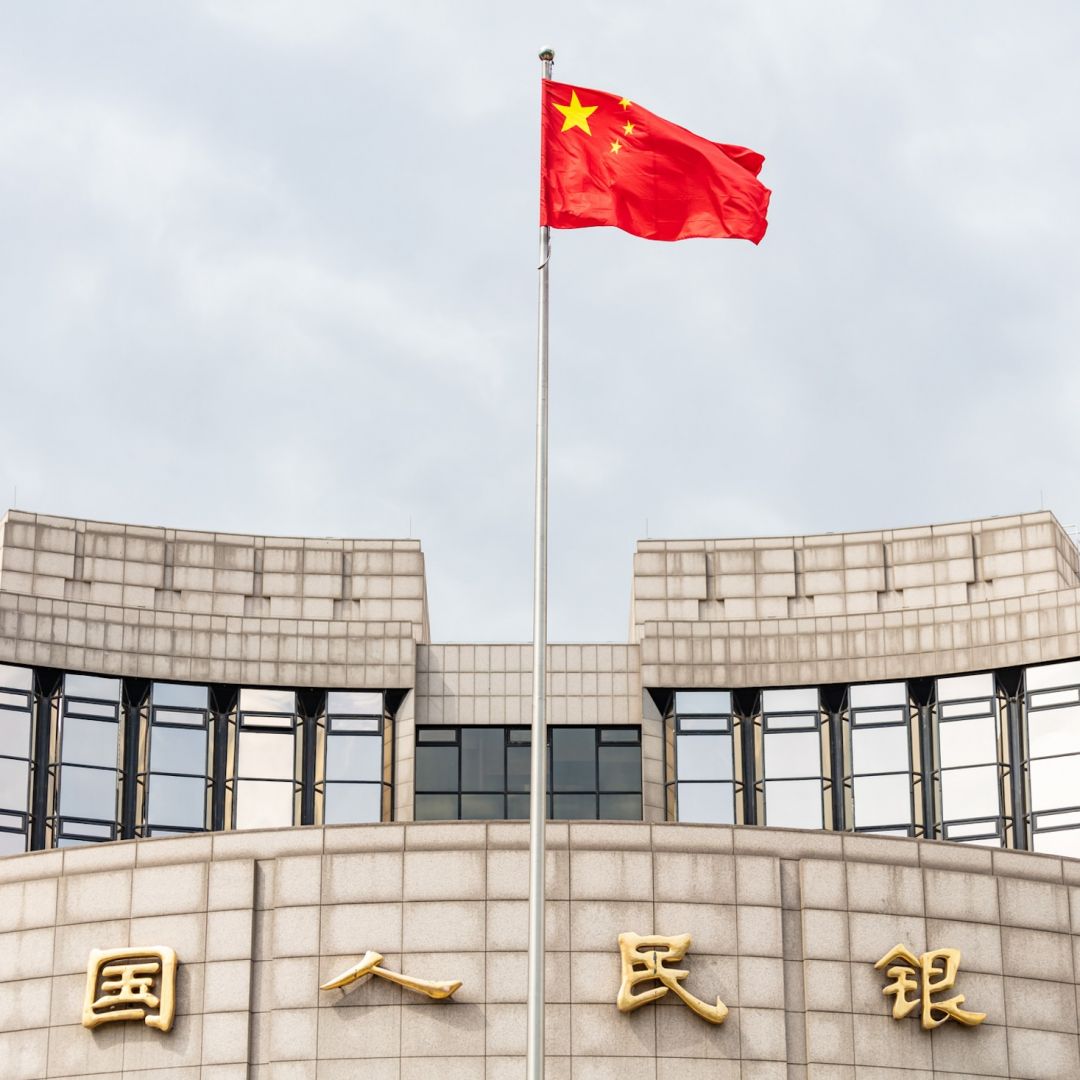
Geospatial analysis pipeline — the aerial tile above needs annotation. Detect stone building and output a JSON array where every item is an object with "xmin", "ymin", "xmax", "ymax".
[{"xmin": 2, "ymin": 507, "xmax": 1080, "ymax": 1078}]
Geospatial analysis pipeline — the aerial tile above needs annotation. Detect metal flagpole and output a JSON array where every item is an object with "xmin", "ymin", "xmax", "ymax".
[{"xmin": 527, "ymin": 45, "xmax": 555, "ymax": 1080}]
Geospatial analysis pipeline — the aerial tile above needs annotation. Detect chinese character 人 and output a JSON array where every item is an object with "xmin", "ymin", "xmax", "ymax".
[
  {"xmin": 320, "ymin": 950, "xmax": 462, "ymax": 1000},
  {"xmin": 875, "ymin": 944, "xmax": 986, "ymax": 1030},
  {"xmin": 617, "ymin": 932, "xmax": 728, "ymax": 1024},
  {"xmin": 82, "ymin": 946, "xmax": 178, "ymax": 1031}
]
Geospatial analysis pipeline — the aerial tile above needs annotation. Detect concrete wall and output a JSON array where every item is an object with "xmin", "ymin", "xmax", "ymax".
[
  {"xmin": 2, "ymin": 824, "xmax": 1080, "ymax": 1079},
  {"xmin": 0, "ymin": 511, "xmax": 428, "ymax": 688}
]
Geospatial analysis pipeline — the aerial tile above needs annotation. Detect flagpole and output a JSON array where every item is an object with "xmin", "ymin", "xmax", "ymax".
[{"xmin": 527, "ymin": 45, "xmax": 554, "ymax": 1080}]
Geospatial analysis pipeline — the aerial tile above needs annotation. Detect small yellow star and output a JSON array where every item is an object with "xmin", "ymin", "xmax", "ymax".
[
  {"xmin": 553, "ymin": 90, "xmax": 598, "ymax": 135},
  {"xmin": 618, "ymin": 97, "xmax": 631, "ymax": 110},
  {"xmin": 622, "ymin": 120, "xmax": 635, "ymax": 135},
  {"xmin": 610, "ymin": 138, "xmax": 623, "ymax": 154}
]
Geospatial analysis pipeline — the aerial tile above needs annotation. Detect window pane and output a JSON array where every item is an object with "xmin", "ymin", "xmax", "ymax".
[
  {"xmin": 1026, "ymin": 660, "xmax": 1080, "ymax": 691},
  {"xmin": 0, "ymin": 757, "xmax": 30, "ymax": 811},
  {"xmin": 418, "ymin": 729, "xmax": 456, "ymax": 743},
  {"xmin": 415, "ymin": 793, "xmax": 458, "ymax": 820},
  {"xmin": 328, "ymin": 691, "xmax": 382, "ymax": 715},
  {"xmin": 1029, "ymin": 756, "xmax": 1080, "ymax": 813},
  {"xmin": 62, "ymin": 718, "xmax": 118, "ymax": 767},
  {"xmin": 849, "ymin": 682, "xmax": 906, "ymax": 708},
  {"xmin": 852, "ymin": 773, "xmax": 911, "ymax": 829},
  {"xmin": 601, "ymin": 729, "xmax": 639, "ymax": 743},
  {"xmin": 598, "ymin": 744, "xmax": 640, "ymax": 791},
  {"xmin": 551, "ymin": 729, "xmax": 595, "ymax": 792},
  {"xmin": 677, "ymin": 782, "xmax": 735, "ymax": 824},
  {"xmin": 59, "ymin": 765, "xmax": 116, "ymax": 819},
  {"xmin": 0, "ymin": 663, "xmax": 32, "ymax": 691},
  {"xmin": 324, "ymin": 783, "xmax": 382, "ymax": 824},
  {"xmin": 938, "ymin": 716, "xmax": 996, "ymax": 768},
  {"xmin": 461, "ymin": 728, "xmax": 506, "ymax": 792},
  {"xmin": 147, "ymin": 775, "xmax": 206, "ymax": 829},
  {"xmin": 416, "ymin": 745, "xmax": 458, "ymax": 791},
  {"xmin": 599, "ymin": 793, "xmax": 641, "ymax": 820},
  {"xmin": 763, "ymin": 779, "xmax": 822, "ymax": 828},
  {"xmin": 152, "ymin": 683, "xmax": 208, "ymax": 709},
  {"xmin": 678, "ymin": 716, "xmax": 730, "ymax": 733},
  {"xmin": 238, "ymin": 730, "xmax": 294, "ymax": 780},
  {"xmin": 1029, "ymin": 705, "xmax": 1080, "ymax": 758},
  {"xmin": 763, "ymin": 731, "xmax": 820, "ymax": 779},
  {"xmin": 940, "ymin": 765, "xmax": 999, "ymax": 820},
  {"xmin": 506, "ymin": 793, "xmax": 529, "ymax": 819},
  {"xmin": 675, "ymin": 690, "xmax": 731, "ymax": 715},
  {"xmin": 461, "ymin": 793, "xmax": 504, "ymax": 819},
  {"xmin": 150, "ymin": 726, "xmax": 207, "ymax": 775},
  {"xmin": 762, "ymin": 687, "xmax": 818, "ymax": 712},
  {"xmin": 330, "ymin": 716, "xmax": 380, "ymax": 733},
  {"xmin": 676, "ymin": 734, "xmax": 732, "ymax": 781},
  {"xmin": 0, "ymin": 710, "xmax": 31, "ymax": 752},
  {"xmin": 851, "ymin": 707, "xmax": 905, "ymax": 727},
  {"xmin": 552, "ymin": 792, "xmax": 595, "ymax": 819},
  {"xmin": 937, "ymin": 673, "xmax": 993, "ymax": 701},
  {"xmin": 766, "ymin": 715, "xmax": 818, "ymax": 732},
  {"xmin": 0, "ymin": 831, "xmax": 26, "ymax": 855},
  {"xmin": 64, "ymin": 674, "xmax": 121, "ymax": 700},
  {"xmin": 1033, "ymin": 829, "xmax": 1080, "ymax": 857},
  {"xmin": 239, "ymin": 688, "xmax": 295, "ymax": 713},
  {"xmin": 507, "ymin": 745, "xmax": 531, "ymax": 792},
  {"xmin": 235, "ymin": 780, "xmax": 293, "ymax": 828},
  {"xmin": 152, "ymin": 709, "xmax": 207, "ymax": 728},
  {"xmin": 851, "ymin": 726, "xmax": 908, "ymax": 775},
  {"xmin": 326, "ymin": 735, "xmax": 382, "ymax": 782}
]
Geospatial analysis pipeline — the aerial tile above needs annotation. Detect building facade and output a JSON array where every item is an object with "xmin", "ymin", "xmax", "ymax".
[{"xmin": 3, "ymin": 508, "xmax": 1080, "ymax": 1078}]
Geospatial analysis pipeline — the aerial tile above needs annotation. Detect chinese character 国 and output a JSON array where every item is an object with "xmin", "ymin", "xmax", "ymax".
[
  {"xmin": 875, "ymin": 944, "xmax": 986, "ymax": 1030},
  {"xmin": 82, "ymin": 946, "xmax": 178, "ymax": 1031},
  {"xmin": 616, "ymin": 932, "xmax": 728, "ymax": 1024}
]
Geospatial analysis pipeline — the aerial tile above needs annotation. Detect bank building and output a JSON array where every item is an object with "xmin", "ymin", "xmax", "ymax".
[{"xmin": 3, "ymin": 506, "xmax": 1080, "ymax": 1079}]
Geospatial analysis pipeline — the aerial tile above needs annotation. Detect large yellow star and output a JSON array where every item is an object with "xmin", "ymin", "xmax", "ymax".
[{"xmin": 553, "ymin": 90, "xmax": 598, "ymax": 135}]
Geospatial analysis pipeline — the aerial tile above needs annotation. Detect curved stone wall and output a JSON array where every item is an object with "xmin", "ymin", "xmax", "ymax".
[{"xmin": 2, "ymin": 823, "xmax": 1079, "ymax": 1078}]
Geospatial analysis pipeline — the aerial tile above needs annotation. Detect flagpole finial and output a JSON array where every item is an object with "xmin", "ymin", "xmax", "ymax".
[{"xmin": 539, "ymin": 48, "xmax": 554, "ymax": 62}]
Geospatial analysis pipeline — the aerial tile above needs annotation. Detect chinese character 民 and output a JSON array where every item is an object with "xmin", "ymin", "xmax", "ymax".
[
  {"xmin": 82, "ymin": 946, "xmax": 178, "ymax": 1031},
  {"xmin": 616, "ymin": 932, "xmax": 728, "ymax": 1024},
  {"xmin": 874, "ymin": 944, "xmax": 986, "ymax": 1030},
  {"xmin": 320, "ymin": 950, "xmax": 462, "ymax": 1000}
]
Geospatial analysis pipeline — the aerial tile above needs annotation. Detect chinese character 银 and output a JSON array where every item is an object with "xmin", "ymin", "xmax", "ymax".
[
  {"xmin": 875, "ymin": 944, "xmax": 986, "ymax": 1030},
  {"xmin": 82, "ymin": 946, "xmax": 178, "ymax": 1031},
  {"xmin": 617, "ymin": 932, "xmax": 728, "ymax": 1024}
]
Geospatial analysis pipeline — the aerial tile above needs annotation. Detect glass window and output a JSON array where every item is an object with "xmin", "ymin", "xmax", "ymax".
[
  {"xmin": 760, "ymin": 687, "xmax": 824, "ymax": 829},
  {"xmin": 321, "ymin": 691, "xmax": 386, "ymax": 825},
  {"xmin": 0, "ymin": 663, "xmax": 34, "ymax": 853},
  {"xmin": 414, "ymin": 727, "xmax": 641, "ymax": 821},
  {"xmin": 848, "ymin": 682, "xmax": 913, "ymax": 834},
  {"xmin": 233, "ymin": 689, "xmax": 297, "ymax": 829},
  {"xmin": 671, "ymin": 691, "xmax": 738, "ymax": 824},
  {"xmin": 1025, "ymin": 660, "xmax": 1080, "ymax": 854},
  {"xmin": 143, "ymin": 683, "xmax": 209, "ymax": 835}
]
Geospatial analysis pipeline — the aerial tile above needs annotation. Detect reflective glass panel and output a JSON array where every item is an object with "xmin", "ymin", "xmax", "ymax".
[
  {"xmin": 461, "ymin": 728, "xmax": 505, "ymax": 792},
  {"xmin": 937, "ymin": 673, "xmax": 994, "ymax": 701},
  {"xmin": 1027, "ymin": 660, "xmax": 1080, "ymax": 691},
  {"xmin": 677, "ymin": 782, "xmax": 735, "ymax": 824},
  {"xmin": 330, "ymin": 716, "xmax": 380, "ymax": 734},
  {"xmin": 239, "ymin": 688, "xmax": 295, "ymax": 713},
  {"xmin": 551, "ymin": 729, "xmax": 594, "ymax": 792},
  {"xmin": 238, "ymin": 730, "xmax": 293, "ymax": 779},
  {"xmin": 147, "ymin": 775, "xmax": 205, "ymax": 828},
  {"xmin": 58, "ymin": 765, "xmax": 115, "ymax": 818},
  {"xmin": 940, "ymin": 765, "xmax": 999, "ymax": 820},
  {"xmin": 599, "ymin": 793, "xmax": 641, "ymax": 819},
  {"xmin": 675, "ymin": 690, "xmax": 732, "ymax": 715},
  {"xmin": 852, "ymin": 773, "xmax": 911, "ymax": 828},
  {"xmin": 0, "ymin": 710, "xmax": 31, "ymax": 752},
  {"xmin": 849, "ymin": 682, "xmax": 906, "ymax": 708},
  {"xmin": 0, "ymin": 757, "xmax": 30, "ymax": 810},
  {"xmin": 328, "ymin": 691, "xmax": 382, "ymax": 714},
  {"xmin": 61, "ymin": 717, "xmax": 118, "ymax": 767},
  {"xmin": 763, "ymin": 731, "xmax": 820, "ymax": 779},
  {"xmin": 552, "ymin": 792, "xmax": 595, "ymax": 819},
  {"xmin": 1029, "ymin": 757, "xmax": 1080, "ymax": 813},
  {"xmin": 1033, "ymin": 829, "xmax": 1080, "ymax": 857},
  {"xmin": 762, "ymin": 688, "xmax": 818, "ymax": 712},
  {"xmin": 0, "ymin": 663, "xmax": 32, "ymax": 691},
  {"xmin": 325, "ymin": 736, "xmax": 382, "ymax": 782},
  {"xmin": 507, "ymin": 793, "xmax": 529, "ymax": 819},
  {"xmin": 461, "ymin": 793, "xmax": 504, "ymax": 819},
  {"xmin": 324, "ymin": 784, "xmax": 382, "ymax": 824},
  {"xmin": 507, "ymin": 745, "xmax": 530, "ymax": 792},
  {"xmin": 764, "ymin": 780, "xmax": 823, "ymax": 828},
  {"xmin": 938, "ymin": 716, "xmax": 997, "ymax": 767},
  {"xmin": 149, "ymin": 726, "xmax": 206, "ymax": 775},
  {"xmin": 235, "ymin": 780, "xmax": 293, "ymax": 828},
  {"xmin": 64, "ymin": 674, "xmax": 121, "ymax": 700},
  {"xmin": 1028, "ymin": 705, "xmax": 1080, "ymax": 757},
  {"xmin": 0, "ymin": 831, "xmax": 26, "ymax": 855},
  {"xmin": 676, "ymin": 734, "xmax": 733, "ymax": 781},
  {"xmin": 415, "ymin": 793, "xmax": 458, "ymax": 820},
  {"xmin": 152, "ymin": 709, "xmax": 206, "ymax": 728},
  {"xmin": 851, "ymin": 726, "xmax": 908, "ymax": 775},
  {"xmin": 152, "ymin": 683, "xmax": 208, "ymax": 709},
  {"xmin": 416, "ymin": 744, "xmax": 458, "ymax": 790},
  {"xmin": 598, "ymin": 744, "xmax": 640, "ymax": 791}
]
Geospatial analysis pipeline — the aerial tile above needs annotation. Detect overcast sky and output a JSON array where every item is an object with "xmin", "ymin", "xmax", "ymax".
[{"xmin": 2, "ymin": 3, "xmax": 1078, "ymax": 643}]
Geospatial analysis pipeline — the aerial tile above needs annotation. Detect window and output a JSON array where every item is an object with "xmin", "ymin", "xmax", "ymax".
[
  {"xmin": 935, "ymin": 673, "xmax": 1003, "ymax": 845},
  {"xmin": 143, "ymin": 682, "xmax": 210, "ymax": 835},
  {"xmin": 320, "ymin": 691, "xmax": 389, "ymax": 824},
  {"xmin": 56, "ymin": 673, "xmax": 122, "ymax": 845},
  {"xmin": 1024, "ymin": 660, "xmax": 1080, "ymax": 857},
  {"xmin": 0, "ymin": 663, "xmax": 34, "ymax": 854},
  {"xmin": 759, "ymin": 688, "xmax": 825, "ymax": 828},
  {"xmin": 414, "ymin": 726, "xmax": 641, "ymax": 821},
  {"xmin": 232, "ymin": 688, "xmax": 298, "ymax": 830},
  {"xmin": 848, "ymin": 682, "xmax": 915, "ymax": 835},
  {"xmin": 670, "ymin": 690, "xmax": 738, "ymax": 824}
]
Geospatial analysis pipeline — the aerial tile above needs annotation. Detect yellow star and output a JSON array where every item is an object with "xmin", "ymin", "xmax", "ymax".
[
  {"xmin": 610, "ymin": 138, "xmax": 623, "ymax": 154},
  {"xmin": 553, "ymin": 90, "xmax": 598, "ymax": 135},
  {"xmin": 618, "ymin": 98, "xmax": 632, "ymax": 110},
  {"xmin": 622, "ymin": 120, "xmax": 635, "ymax": 136}
]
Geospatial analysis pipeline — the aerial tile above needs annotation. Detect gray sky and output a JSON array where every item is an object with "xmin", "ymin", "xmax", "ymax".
[{"xmin": 2, "ymin": 2, "xmax": 1078, "ymax": 643}]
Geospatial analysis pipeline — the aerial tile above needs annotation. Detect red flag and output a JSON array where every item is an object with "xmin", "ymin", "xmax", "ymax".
[{"xmin": 540, "ymin": 80, "xmax": 770, "ymax": 244}]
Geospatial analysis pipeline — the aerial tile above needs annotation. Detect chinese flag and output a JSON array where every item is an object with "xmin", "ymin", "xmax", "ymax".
[{"xmin": 541, "ymin": 80, "xmax": 770, "ymax": 243}]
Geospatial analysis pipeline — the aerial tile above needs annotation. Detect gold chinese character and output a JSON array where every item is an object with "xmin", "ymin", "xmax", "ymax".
[
  {"xmin": 82, "ymin": 946, "xmax": 178, "ymax": 1031},
  {"xmin": 617, "ymin": 932, "xmax": 728, "ymax": 1024},
  {"xmin": 320, "ymin": 950, "xmax": 462, "ymax": 1000},
  {"xmin": 875, "ymin": 944, "xmax": 986, "ymax": 1030}
]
